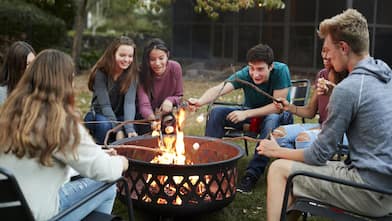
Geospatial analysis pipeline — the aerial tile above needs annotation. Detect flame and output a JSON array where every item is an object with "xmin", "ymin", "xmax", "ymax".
[
  {"xmin": 150, "ymin": 108, "xmax": 187, "ymax": 165},
  {"xmin": 145, "ymin": 108, "xmax": 212, "ymax": 205}
]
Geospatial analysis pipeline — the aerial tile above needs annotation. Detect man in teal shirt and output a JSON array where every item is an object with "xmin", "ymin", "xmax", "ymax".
[{"xmin": 189, "ymin": 44, "xmax": 292, "ymax": 193}]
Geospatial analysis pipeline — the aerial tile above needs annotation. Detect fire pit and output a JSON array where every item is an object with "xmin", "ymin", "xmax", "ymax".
[{"xmin": 113, "ymin": 135, "xmax": 244, "ymax": 216}]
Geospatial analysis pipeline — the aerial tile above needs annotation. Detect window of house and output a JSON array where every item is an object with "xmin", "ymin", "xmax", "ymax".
[
  {"xmin": 289, "ymin": 26, "xmax": 315, "ymax": 67},
  {"xmin": 290, "ymin": 0, "xmax": 316, "ymax": 22},
  {"xmin": 192, "ymin": 24, "xmax": 211, "ymax": 58},
  {"xmin": 318, "ymin": 0, "xmax": 346, "ymax": 21},
  {"xmin": 262, "ymin": 25, "xmax": 284, "ymax": 61},
  {"xmin": 237, "ymin": 25, "xmax": 261, "ymax": 62},
  {"xmin": 213, "ymin": 25, "xmax": 223, "ymax": 57},
  {"xmin": 353, "ymin": 0, "xmax": 375, "ymax": 23},
  {"xmin": 224, "ymin": 26, "xmax": 234, "ymax": 59},
  {"xmin": 172, "ymin": 25, "xmax": 192, "ymax": 57},
  {"xmin": 375, "ymin": 28, "xmax": 392, "ymax": 65},
  {"xmin": 377, "ymin": 0, "xmax": 392, "ymax": 25}
]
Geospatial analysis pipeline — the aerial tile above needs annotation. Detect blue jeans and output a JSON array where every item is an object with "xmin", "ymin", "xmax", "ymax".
[
  {"xmin": 205, "ymin": 106, "xmax": 293, "ymax": 179},
  {"xmin": 276, "ymin": 123, "xmax": 349, "ymax": 149},
  {"xmin": 58, "ymin": 178, "xmax": 116, "ymax": 221},
  {"xmin": 275, "ymin": 123, "xmax": 320, "ymax": 149},
  {"xmin": 84, "ymin": 112, "xmax": 124, "ymax": 145}
]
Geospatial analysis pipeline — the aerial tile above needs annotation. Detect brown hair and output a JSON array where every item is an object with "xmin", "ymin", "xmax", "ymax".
[
  {"xmin": 318, "ymin": 9, "xmax": 369, "ymax": 55},
  {"xmin": 88, "ymin": 36, "xmax": 138, "ymax": 94},
  {"xmin": 0, "ymin": 49, "xmax": 80, "ymax": 166},
  {"xmin": 139, "ymin": 38, "xmax": 170, "ymax": 99},
  {"xmin": 0, "ymin": 41, "xmax": 36, "ymax": 95},
  {"xmin": 246, "ymin": 43, "xmax": 274, "ymax": 66}
]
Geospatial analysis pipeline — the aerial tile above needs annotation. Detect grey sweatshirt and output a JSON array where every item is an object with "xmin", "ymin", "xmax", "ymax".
[{"xmin": 304, "ymin": 57, "xmax": 392, "ymax": 190}]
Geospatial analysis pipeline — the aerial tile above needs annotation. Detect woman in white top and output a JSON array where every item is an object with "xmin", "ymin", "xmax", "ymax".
[{"xmin": 0, "ymin": 49, "xmax": 129, "ymax": 221}]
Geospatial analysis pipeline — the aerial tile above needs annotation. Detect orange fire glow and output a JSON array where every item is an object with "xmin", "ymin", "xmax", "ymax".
[{"xmin": 145, "ymin": 108, "xmax": 213, "ymax": 205}]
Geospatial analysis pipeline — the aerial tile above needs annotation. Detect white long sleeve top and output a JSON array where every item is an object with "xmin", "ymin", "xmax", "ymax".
[{"xmin": 0, "ymin": 124, "xmax": 124, "ymax": 221}]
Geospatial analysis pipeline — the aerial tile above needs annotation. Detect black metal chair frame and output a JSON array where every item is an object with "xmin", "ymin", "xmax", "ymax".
[
  {"xmin": 207, "ymin": 79, "xmax": 311, "ymax": 156},
  {"xmin": 0, "ymin": 167, "xmax": 135, "ymax": 221},
  {"xmin": 280, "ymin": 170, "xmax": 392, "ymax": 221}
]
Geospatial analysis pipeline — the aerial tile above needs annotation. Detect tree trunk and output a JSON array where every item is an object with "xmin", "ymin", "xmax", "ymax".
[{"xmin": 72, "ymin": 0, "xmax": 88, "ymax": 74}]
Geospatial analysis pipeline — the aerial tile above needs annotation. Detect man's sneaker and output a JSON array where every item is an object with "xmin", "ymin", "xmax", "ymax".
[{"xmin": 236, "ymin": 173, "xmax": 258, "ymax": 194}]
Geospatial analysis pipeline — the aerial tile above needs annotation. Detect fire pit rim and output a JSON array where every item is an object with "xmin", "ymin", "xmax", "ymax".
[{"xmin": 111, "ymin": 135, "xmax": 245, "ymax": 168}]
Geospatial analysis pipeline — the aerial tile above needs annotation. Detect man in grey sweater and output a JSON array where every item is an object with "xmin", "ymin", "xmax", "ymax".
[{"xmin": 257, "ymin": 9, "xmax": 392, "ymax": 220}]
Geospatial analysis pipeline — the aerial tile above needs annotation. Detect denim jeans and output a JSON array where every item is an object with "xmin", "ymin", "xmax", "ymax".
[
  {"xmin": 275, "ymin": 123, "xmax": 349, "ymax": 149},
  {"xmin": 58, "ymin": 178, "xmax": 116, "ymax": 221},
  {"xmin": 205, "ymin": 106, "xmax": 293, "ymax": 179},
  {"xmin": 84, "ymin": 112, "xmax": 124, "ymax": 145},
  {"xmin": 275, "ymin": 123, "xmax": 320, "ymax": 149}
]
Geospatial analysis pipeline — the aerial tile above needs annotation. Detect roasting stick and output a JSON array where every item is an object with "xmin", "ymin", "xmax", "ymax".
[
  {"xmin": 229, "ymin": 78, "xmax": 283, "ymax": 103},
  {"xmin": 103, "ymin": 144, "xmax": 162, "ymax": 154},
  {"xmin": 83, "ymin": 119, "xmax": 154, "ymax": 125}
]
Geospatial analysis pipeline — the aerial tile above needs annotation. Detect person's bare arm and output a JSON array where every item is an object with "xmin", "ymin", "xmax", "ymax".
[
  {"xmin": 291, "ymin": 89, "xmax": 319, "ymax": 118},
  {"xmin": 257, "ymin": 135, "xmax": 305, "ymax": 162},
  {"xmin": 188, "ymin": 82, "xmax": 235, "ymax": 108}
]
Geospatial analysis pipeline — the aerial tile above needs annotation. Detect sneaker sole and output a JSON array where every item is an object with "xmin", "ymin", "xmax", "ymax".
[{"xmin": 236, "ymin": 188, "xmax": 252, "ymax": 195}]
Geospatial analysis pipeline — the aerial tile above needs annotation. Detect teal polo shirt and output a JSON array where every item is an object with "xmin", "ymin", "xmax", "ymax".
[{"xmin": 227, "ymin": 61, "xmax": 291, "ymax": 108}]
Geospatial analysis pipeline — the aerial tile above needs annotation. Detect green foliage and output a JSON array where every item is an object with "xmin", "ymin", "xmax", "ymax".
[
  {"xmin": 0, "ymin": 0, "xmax": 66, "ymax": 51},
  {"xmin": 79, "ymin": 49, "xmax": 103, "ymax": 71},
  {"xmin": 26, "ymin": 0, "xmax": 77, "ymax": 29},
  {"xmin": 87, "ymin": 0, "xmax": 172, "ymax": 41},
  {"xmin": 194, "ymin": 0, "xmax": 285, "ymax": 19}
]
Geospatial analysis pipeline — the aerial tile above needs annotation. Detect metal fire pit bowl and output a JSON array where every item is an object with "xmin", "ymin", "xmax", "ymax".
[{"xmin": 112, "ymin": 135, "xmax": 245, "ymax": 216}]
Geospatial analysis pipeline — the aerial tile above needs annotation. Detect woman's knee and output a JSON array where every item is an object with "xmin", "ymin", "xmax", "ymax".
[
  {"xmin": 296, "ymin": 132, "xmax": 311, "ymax": 142},
  {"xmin": 272, "ymin": 126, "xmax": 287, "ymax": 138}
]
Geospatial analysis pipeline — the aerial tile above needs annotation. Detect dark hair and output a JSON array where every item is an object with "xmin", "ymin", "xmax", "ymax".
[
  {"xmin": 246, "ymin": 44, "xmax": 274, "ymax": 66},
  {"xmin": 88, "ymin": 36, "xmax": 138, "ymax": 94},
  {"xmin": 139, "ymin": 38, "xmax": 170, "ymax": 98},
  {"xmin": 0, "ymin": 49, "xmax": 80, "ymax": 166},
  {"xmin": 0, "ymin": 41, "xmax": 36, "ymax": 95}
]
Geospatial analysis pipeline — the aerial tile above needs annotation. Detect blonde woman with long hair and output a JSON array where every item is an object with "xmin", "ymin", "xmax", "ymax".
[{"xmin": 0, "ymin": 49, "xmax": 128, "ymax": 221}]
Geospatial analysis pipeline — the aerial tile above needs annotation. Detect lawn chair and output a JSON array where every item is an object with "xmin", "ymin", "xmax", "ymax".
[
  {"xmin": 0, "ymin": 167, "xmax": 135, "ymax": 221},
  {"xmin": 207, "ymin": 79, "xmax": 311, "ymax": 156},
  {"xmin": 280, "ymin": 171, "xmax": 392, "ymax": 221}
]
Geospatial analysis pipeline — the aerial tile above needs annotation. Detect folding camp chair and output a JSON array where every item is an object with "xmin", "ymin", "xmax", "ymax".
[
  {"xmin": 280, "ymin": 171, "xmax": 392, "ymax": 221},
  {"xmin": 207, "ymin": 79, "xmax": 311, "ymax": 155},
  {"xmin": 0, "ymin": 167, "xmax": 135, "ymax": 221}
]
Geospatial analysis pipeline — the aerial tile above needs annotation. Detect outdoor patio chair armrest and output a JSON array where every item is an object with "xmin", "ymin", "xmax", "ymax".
[
  {"xmin": 280, "ymin": 170, "xmax": 392, "ymax": 221},
  {"xmin": 49, "ymin": 177, "xmax": 135, "ymax": 221}
]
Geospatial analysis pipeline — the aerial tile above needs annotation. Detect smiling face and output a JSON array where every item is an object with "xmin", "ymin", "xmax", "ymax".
[
  {"xmin": 149, "ymin": 48, "xmax": 168, "ymax": 76},
  {"xmin": 115, "ymin": 44, "xmax": 134, "ymax": 73},
  {"xmin": 248, "ymin": 61, "xmax": 273, "ymax": 85}
]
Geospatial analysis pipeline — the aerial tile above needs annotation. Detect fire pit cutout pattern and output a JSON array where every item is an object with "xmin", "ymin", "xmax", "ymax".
[{"xmin": 113, "ymin": 135, "xmax": 244, "ymax": 216}]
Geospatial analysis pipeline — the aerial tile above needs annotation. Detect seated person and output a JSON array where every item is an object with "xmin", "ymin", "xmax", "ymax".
[
  {"xmin": 136, "ymin": 38, "xmax": 184, "ymax": 135},
  {"xmin": 0, "ymin": 41, "xmax": 36, "ymax": 104},
  {"xmin": 272, "ymin": 47, "xmax": 348, "ymax": 149},
  {"xmin": 188, "ymin": 43, "xmax": 292, "ymax": 193},
  {"xmin": 257, "ymin": 9, "xmax": 392, "ymax": 220},
  {"xmin": 84, "ymin": 36, "xmax": 139, "ymax": 145},
  {"xmin": 0, "ymin": 49, "xmax": 129, "ymax": 221}
]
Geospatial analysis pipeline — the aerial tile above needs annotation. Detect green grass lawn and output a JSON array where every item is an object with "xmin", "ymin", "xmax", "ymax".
[{"xmin": 74, "ymin": 75, "xmax": 326, "ymax": 221}]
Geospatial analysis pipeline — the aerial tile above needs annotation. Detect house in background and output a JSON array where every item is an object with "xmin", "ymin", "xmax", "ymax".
[{"xmin": 171, "ymin": 0, "xmax": 392, "ymax": 75}]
